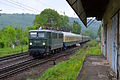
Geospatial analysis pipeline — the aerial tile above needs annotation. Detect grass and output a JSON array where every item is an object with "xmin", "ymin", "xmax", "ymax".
[
  {"xmin": 39, "ymin": 50, "xmax": 86, "ymax": 80},
  {"xmin": 86, "ymin": 40, "xmax": 101, "ymax": 55},
  {"xmin": 0, "ymin": 45, "xmax": 28, "ymax": 57},
  {"xmin": 38, "ymin": 40, "xmax": 101, "ymax": 80}
]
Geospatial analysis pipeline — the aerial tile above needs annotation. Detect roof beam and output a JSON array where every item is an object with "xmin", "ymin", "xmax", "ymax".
[
  {"xmin": 66, "ymin": 0, "xmax": 87, "ymax": 26},
  {"xmin": 71, "ymin": 0, "xmax": 78, "ymax": 7}
]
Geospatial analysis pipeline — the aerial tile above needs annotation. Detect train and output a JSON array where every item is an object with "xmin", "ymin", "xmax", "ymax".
[{"xmin": 28, "ymin": 29, "xmax": 90, "ymax": 57}]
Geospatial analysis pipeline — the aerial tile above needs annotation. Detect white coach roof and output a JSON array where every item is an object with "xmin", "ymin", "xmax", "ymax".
[
  {"xmin": 29, "ymin": 29, "xmax": 62, "ymax": 33},
  {"xmin": 62, "ymin": 32, "xmax": 81, "ymax": 37}
]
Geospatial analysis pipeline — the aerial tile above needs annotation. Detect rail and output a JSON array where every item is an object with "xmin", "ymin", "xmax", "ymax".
[{"xmin": 0, "ymin": 52, "xmax": 28, "ymax": 62}]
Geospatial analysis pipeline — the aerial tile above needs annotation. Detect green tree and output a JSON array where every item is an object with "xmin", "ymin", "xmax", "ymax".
[
  {"xmin": 98, "ymin": 26, "xmax": 101, "ymax": 39},
  {"xmin": 82, "ymin": 29, "xmax": 95, "ymax": 39},
  {"xmin": 60, "ymin": 15, "xmax": 69, "ymax": 27},
  {"xmin": 15, "ymin": 27, "xmax": 22, "ymax": 46},
  {"xmin": 0, "ymin": 31, "xmax": 5, "ymax": 48},
  {"xmin": 0, "ymin": 26, "xmax": 34, "ymax": 48},
  {"xmin": 22, "ymin": 26, "xmax": 36, "ymax": 45},
  {"xmin": 34, "ymin": 9, "xmax": 61, "ymax": 29},
  {"xmin": 59, "ymin": 15, "xmax": 71, "ymax": 31},
  {"xmin": 2, "ymin": 26, "xmax": 16, "ymax": 47},
  {"xmin": 71, "ymin": 21, "xmax": 81, "ymax": 34}
]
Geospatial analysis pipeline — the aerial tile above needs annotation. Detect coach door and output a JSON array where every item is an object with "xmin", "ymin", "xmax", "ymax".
[{"xmin": 112, "ymin": 13, "xmax": 119, "ymax": 74}]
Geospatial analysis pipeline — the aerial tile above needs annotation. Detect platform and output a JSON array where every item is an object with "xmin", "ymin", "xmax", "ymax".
[{"xmin": 77, "ymin": 56, "xmax": 117, "ymax": 80}]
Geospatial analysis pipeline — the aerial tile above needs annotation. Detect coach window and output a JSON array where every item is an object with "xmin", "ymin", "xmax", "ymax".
[
  {"xmin": 38, "ymin": 33, "xmax": 44, "ymax": 38},
  {"xmin": 30, "ymin": 32, "xmax": 37, "ymax": 38}
]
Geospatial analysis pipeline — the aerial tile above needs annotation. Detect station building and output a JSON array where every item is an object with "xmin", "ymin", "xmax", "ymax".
[{"xmin": 66, "ymin": 0, "xmax": 120, "ymax": 78}]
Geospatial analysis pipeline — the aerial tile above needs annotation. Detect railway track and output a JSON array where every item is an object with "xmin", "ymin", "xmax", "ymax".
[
  {"xmin": 0, "ymin": 52, "xmax": 28, "ymax": 62},
  {"xmin": 0, "ymin": 47, "xmax": 79, "ymax": 79},
  {"xmin": 0, "ymin": 52, "xmax": 33, "ymax": 69}
]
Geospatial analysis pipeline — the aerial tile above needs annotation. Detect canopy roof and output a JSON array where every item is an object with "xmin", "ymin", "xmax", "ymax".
[{"xmin": 66, "ymin": 0, "xmax": 109, "ymax": 25}]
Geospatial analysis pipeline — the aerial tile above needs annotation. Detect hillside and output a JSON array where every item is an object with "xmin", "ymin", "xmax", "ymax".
[
  {"xmin": 0, "ymin": 13, "xmax": 35, "ymax": 29},
  {"xmin": 0, "ymin": 14, "xmax": 101, "ymax": 36},
  {"xmin": 86, "ymin": 20, "xmax": 101, "ymax": 36}
]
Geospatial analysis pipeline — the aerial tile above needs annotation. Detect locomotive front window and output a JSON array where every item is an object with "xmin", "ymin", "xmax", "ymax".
[
  {"xmin": 30, "ymin": 32, "xmax": 37, "ymax": 38},
  {"xmin": 38, "ymin": 33, "xmax": 44, "ymax": 38}
]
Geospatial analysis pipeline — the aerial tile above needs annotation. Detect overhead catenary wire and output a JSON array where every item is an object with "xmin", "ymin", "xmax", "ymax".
[
  {"xmin": 1, "ymin": 0, "xmax": 39, "ymax": 13},
  {"xmin": 0, "ymin": 0, "xmax": 26, "ymax": 11},
  {"xmin": 37, "ymin": 0, "xmax": 53, "ymax": 8},
  {"xmin": 6, "ymin": 0, "xmax": 38, "ymax": 13},
  {"xmin": 1, "ymin": 0, "xmax": 64, "ymax": 15},
  {"xmin": 9, "ymin": 0, "xmax": 41, "ymax": 12}
]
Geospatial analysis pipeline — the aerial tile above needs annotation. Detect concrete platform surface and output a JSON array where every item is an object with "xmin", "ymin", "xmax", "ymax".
[{"xmin": 77, "ymin": 56, "xmax": 117, "ymax": 80}]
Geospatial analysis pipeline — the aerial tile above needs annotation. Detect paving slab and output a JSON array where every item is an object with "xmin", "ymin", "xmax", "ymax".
[{"xmin": 77, "ymin": 56, "xmax": 117, "ymax": 80}]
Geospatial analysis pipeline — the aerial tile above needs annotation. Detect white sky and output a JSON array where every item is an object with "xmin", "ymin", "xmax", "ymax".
[{"xmin": 0, "ymin": 0, "xmax": 78, "ymax": 17}]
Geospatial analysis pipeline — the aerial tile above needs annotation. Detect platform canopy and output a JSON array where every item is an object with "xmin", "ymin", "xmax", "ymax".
[{"xmin": 66, "ymin": 0, "xmax": 109, "ymax": 26}]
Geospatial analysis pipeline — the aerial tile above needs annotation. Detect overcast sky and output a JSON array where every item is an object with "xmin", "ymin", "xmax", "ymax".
[{"xmin": 0, "ymin": 0, "xmax": 78, "ymax": 17}]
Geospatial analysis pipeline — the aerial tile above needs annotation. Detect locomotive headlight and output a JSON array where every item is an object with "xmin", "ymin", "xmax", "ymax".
[
  {"xmin": 30, "ymin": 42, "xmax": 32, "ymax": 45},
  {"xmin": 43, "ymin": 42, "xmax": 45, "ymax": 45}
]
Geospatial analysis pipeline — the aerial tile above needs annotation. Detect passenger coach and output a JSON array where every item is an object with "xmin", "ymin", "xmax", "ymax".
[{"xmin": 62, "ymin": 32, "xmax": 82, "ymax": 48}]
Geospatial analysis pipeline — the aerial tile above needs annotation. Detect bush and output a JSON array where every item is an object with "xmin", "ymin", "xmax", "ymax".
[
  {"xmin": 87, "ymin": 40, "xmax": 98, "ymax": 47},
  {"xmin": 0, "ymin": 42, "xmax": 5, "ymax": 48}
]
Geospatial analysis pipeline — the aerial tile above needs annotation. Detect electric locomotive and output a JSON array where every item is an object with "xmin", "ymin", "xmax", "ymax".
[{"xmin": 28, "ymin": 30, "xmax": 63, "ymax": 57}]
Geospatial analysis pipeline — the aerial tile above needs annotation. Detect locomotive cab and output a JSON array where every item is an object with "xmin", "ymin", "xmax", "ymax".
[{"xmin": 29, "ymin": 30, "xmax": 48, "ymax": 56}]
